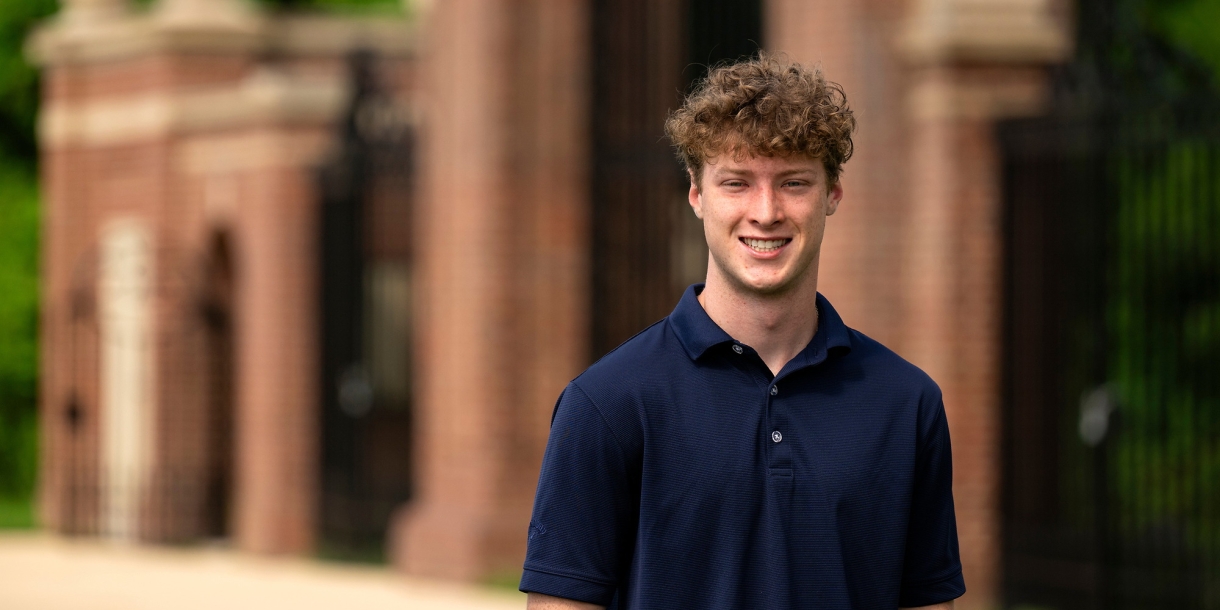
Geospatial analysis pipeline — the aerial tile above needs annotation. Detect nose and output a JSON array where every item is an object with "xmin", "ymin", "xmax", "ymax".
[{"xmin": 748, "ymin": 184, "xmax": 783, "ymax": 227}]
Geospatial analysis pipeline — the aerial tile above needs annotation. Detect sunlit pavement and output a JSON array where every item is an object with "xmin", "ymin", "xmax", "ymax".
[{"xmin": 0, "ymin": 532, "xmax": 526, "ymax": 610}]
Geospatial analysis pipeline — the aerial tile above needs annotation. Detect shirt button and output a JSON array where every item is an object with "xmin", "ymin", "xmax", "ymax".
[
  {"xmin": 770, "ymin": 385, "xmax": 778, "ymax": 396},
  {"xmin": 732, "ymin": 344, "xmax": 743, "ymax": 354},
  {"xmin": 772, "ymin": 430, "xmax": 783, "ymax": 443}
]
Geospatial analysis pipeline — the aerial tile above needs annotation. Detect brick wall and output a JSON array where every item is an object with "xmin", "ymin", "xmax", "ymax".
[
  {"xmin": 34, "ymin": 6, "xmax": 415, "ymax": 553},
  {"xmin": 390, "ymin": 0, "xmax": 590, "ymax": 581}
]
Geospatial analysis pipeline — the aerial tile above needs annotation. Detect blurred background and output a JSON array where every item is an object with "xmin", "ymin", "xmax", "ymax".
[{"xmin": 0, "ymin": 0, "xmax": 1217, "ymax": 608}]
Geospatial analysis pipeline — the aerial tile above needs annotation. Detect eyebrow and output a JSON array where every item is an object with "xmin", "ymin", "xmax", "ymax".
[{"xmin": 711, "ymin": 167, "xmax": 818, "ymax": 178}]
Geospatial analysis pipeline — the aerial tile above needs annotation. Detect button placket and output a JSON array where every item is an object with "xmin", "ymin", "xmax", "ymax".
[
  {"xmin": 769, "ymin": 386, "xmax": 782, "ymax": 442},
  {"xmin": 766, "ymin": 377, "xmax": 792, "ymax": 470}
]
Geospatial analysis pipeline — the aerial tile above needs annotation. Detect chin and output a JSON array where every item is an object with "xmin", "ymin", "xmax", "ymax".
[{"xmin": 733, "ymin": 275, "xmax": 795, "ymax": 296}]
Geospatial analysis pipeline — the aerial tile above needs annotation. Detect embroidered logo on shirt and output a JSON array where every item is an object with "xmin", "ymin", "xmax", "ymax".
[{"xmin": 528, "ymin": 521, "xmax": 547, "ymax": 540}]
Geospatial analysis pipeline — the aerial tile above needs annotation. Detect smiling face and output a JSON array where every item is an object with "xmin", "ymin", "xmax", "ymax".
[{"xmin": 689, "ymin": 152, "xmax": 843, "ymax": 297}]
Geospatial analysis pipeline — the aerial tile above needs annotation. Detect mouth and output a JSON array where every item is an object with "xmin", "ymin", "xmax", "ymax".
[{"xmin": 740, "ymin": 237, "xmax": 792, "ymax": 253}]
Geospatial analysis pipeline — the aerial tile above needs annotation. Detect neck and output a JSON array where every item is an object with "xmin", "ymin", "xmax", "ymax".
[{"xmin": 697, "ymin": 260, "xmax": 820, "ymax": 377}]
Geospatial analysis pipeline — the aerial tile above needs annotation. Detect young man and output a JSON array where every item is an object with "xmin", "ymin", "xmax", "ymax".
[{"xmin": 520, "ymin": 54, "xmax": 964, "ymax": 610}]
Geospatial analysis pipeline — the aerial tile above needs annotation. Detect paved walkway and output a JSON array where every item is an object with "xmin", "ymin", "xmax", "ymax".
[{"xmin": 0, "ymin": 532, "xmax": 526, "ymax": 610}]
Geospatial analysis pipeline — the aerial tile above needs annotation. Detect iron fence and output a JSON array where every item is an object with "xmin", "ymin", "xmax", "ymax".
[
  {"xmin": 1001, "ymin": 98, "xmax": 1220, "ymax": 610},
  {"xmin": 317, "ymin": 51, "xmax": 415, "ymax": 561}
]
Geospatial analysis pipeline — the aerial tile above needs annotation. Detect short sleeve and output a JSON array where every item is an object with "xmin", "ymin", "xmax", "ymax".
[
  {"xmin": 898, "ymin": 395, "xmax": 966, "ymax": 607},
  {"xmin": 519, "ymin": 383, "xmax": 639, "ymax": 606}
]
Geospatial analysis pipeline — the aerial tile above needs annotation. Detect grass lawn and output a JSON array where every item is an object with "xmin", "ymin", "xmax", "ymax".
[{"xmin": 0, "ymin": 495, "xmax": 36, "ymax": 529}]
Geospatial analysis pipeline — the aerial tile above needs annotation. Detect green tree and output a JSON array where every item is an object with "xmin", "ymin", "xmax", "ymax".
[
  {"xmin": 0, "ymin": 0, "xmax": 57, "ymax": 528},
  {"xmin": 0, "ymin": 0, "xmax": 56, "ymax": 167},
  {"xmin": 1149, "ymin": 0, "xmax": 1220, "ymax": 78},
  {"xmin": 1059, "ymin": 0, "xmax": 1220, "ymax": 560},
  {"xmin": 0, "ymin": 166, "xmax": 39, "ymax": 526}
]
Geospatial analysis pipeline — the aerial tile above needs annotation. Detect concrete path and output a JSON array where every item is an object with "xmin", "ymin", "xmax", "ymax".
[{"xmin": 0, "ymin": 533, "xmax": 526, "ymax": 610}]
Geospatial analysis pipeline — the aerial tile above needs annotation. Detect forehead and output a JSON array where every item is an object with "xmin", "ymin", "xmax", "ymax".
[{"xmin": 703, "ymin": 152, "xmax": 824, "ymax": 177}]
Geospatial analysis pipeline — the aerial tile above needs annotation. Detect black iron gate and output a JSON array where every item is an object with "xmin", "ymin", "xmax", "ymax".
[
  {"xmin": 1000, "ymin": 2, "xmax": 1220, "ymax": 607},
  {"xmin": 318, "ymin": 51, "xmax": 415, "ymax": 561},
  {"xmin": 589, "ymin": 0, "xmax": 762, "ymax": 357}
]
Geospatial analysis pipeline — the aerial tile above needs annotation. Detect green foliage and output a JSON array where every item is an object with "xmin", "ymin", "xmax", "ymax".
[
  {"xmin": 1092, "ymin": 0, "xmax": 1220, "ymax": 554},
  {"xmin": 0, "ymin": 165, "xmax": 40, "ymax": 504},
  {"xmin": 0, "ymin": 0, "xmax": 52, "ymax": 516},
  {"xmin": 1108, "ymin": 130, "xmax": 1220, "ymax": 549},
  {"xmin": 1035, "ymin": 0, "xmax": 1220, "ymax": 565},
  {"xmin": 1149, "ymin": 0, "xmax": 1220, "ymax": 80},
  {"xmin": 0, "ymin": 496, "xmax": 36, "ymax": 529},
  {"xmin": 0, "ymin": 0, "xmax": 57, "ymax": 166}
]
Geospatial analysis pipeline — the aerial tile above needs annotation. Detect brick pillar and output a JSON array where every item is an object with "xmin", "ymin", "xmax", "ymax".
[
  {"xmin": 224, "ymin": 134, "xmax": 324, "ymax": 553},
  {"xmin": 767, "ymin": 0, "xmax": 1069, "ymax": 607},
  {"xmin": 897, "ymin": 3, "xmax": 1068, "ymax": 609},
  {"xmin": 32, "ymin": 0, "xmax": 414, "ymax": 552},
  {"xmin": 391, "ymin": 0, "xmax": 590, "ymax": 581},
  {"xmin": 32, "ymin": 0, "xmax": 270, "ymax": 545},
  {"xmin": 900, "ymin": 64, "xmax": 1058, "ymax": 610}
]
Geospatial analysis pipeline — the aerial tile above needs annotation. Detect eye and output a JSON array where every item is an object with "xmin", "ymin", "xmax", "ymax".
[{"xmin": 722, "ymin": 180, "xmax": 747, "ymax": 188}]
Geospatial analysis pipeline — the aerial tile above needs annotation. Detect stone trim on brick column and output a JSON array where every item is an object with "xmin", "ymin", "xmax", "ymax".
[
  {"xmin": 898, "ymin": 1, "xmax": 1068, "ymax": 608},
  {"xmin": 38, "ymin": 72, "xmax": 349, "ymax": 149},
  {"xmin": 153, "ymin": 0, "xmax": 256, "ymax": 24},
  {"xmin": 58, "ymin": 0, "xmax": 130, "ymax": 25},
  {"xmin": 29, "ymin": 4, "xmax": 413, "ymax": 67},
  {"xmin": 900, "ymin": 0, "xmax": 1070, "ymax": 64}
]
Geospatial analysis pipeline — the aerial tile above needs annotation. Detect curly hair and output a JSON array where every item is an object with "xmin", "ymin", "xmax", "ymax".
[{"xmin": 665, "ymin": 52, "xmax": 856, "ymax": 186}]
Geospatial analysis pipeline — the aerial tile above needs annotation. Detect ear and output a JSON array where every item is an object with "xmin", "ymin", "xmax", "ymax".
[
  {"xmin": 825, "ymin": 180, "xmax": 844, "ymax": 216},
  {"xmin": 687, "ymin": 170, "xmax": 704, "ymax": 220}
]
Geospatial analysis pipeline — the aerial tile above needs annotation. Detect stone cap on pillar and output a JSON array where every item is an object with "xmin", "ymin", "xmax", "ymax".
[
  {"xmin": 900, "ymin": 0, "xmax": 1072, "ymax": 65},
  {"xmin": 899, "ymin": 0, "xmax": 1074, "ymax": 121},
  {"xmin": 58, "ymin": 0, "xmax": 129, "ymax": 25},
  {"xmin": 31, "ymin": 0, "xmax": 416, "ymax": 150},
  {"xmin": 149, "ymin": 0, "xmax": 264, "ymax": 44},
  {"xmin": 29, "ymin": 0, "xmax": 415, "ymax": 67},
  {"xmin": 29, "ymin": 0, "xmax": 263, "ymax": 65}
]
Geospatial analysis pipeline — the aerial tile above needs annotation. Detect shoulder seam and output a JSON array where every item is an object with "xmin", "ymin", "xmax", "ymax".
[
  {"xmin": 585, "ymin": 317, "xmax": 669, "ymax": 370},
  {"xmin": 568, "ymin": 382, "xmax": 632, "ymax": 457}
]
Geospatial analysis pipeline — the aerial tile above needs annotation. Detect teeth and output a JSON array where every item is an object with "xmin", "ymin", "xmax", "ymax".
[{"xmin": 744, "ymin": 238, "xmax": 786, "ymax": 252}]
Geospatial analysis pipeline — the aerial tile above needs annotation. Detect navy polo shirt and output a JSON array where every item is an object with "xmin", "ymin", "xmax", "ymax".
[{"xmin": 521, "ymin": 285, "xmax": 964, "ymax": 609}]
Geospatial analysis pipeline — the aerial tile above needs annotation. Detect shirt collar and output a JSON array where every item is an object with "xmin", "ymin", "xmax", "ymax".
[
  {"xmin": 785, "ymin": 292, "xmax": 853, "ymax": 373},
  {"xmin": 670, "ymin": 284, "xmax": 735, "ymax": 360},
  {"xmin": 669, "ymin": 284, "xmax": 853, "ymax": 366}
]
